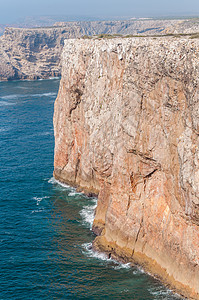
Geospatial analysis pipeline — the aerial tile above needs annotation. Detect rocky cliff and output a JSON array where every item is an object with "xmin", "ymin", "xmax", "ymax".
[
  {"xmin": 53, "ymin": 37, "xmax": 199, "ymax": 299},
  {"xmin": 1, "ymin": 18, "xmax": 199, "ymax": 81},
  {"xmin": 0, "ymin": 26, "xmax": 82, "ymax": 80}
]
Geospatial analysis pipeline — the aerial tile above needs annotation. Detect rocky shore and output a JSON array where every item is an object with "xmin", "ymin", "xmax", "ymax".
[{"xmin": 53, "ymin": 37, "xmax": 199, "ymax": 299}]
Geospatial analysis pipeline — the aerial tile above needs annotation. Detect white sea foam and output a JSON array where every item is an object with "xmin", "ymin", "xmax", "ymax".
[
  {"xmin": 0, "ymin": 100, "xmax": 16, "ymax": 106},
  {"xmin": 113, "ymin": 263, "xmax": 131, "ymax": 270},
  {"xmin": 32, "ymin": 92, "xmax": 57, "ymax": 98},
  {"xmin": 82, "ymin": 242, "xmax": 131, "ymax": 270},
  {"xmin": 1, "ymin": 92, "xmax": 56, "ymax": 100},
  {"xmin": 38, "ymin": 77, "xmax": 60, "ymax": 81},
  {"xmin": 1, "ymin": 95, "xmax": 18, "ymax": 100},
  {"xmin": 33, "ymin": 131, "xmax": 51, "ymax": 137},
  {"xmin": 33, "ymin": 196, "xmax": 49, "ymax": 206},
  {"xmin": 80, "ymin": 199, "xmax": 97, "ymax": 229},
  {"xmin": 68, "ymin": 191, "xmax": 82, "ymax": 197},
  {"xmin": 82, "ymin": 242, "xmax": 109, "ymax": 261},
  {"xmin": 48, "ymin": 177, "xmax": 70, "ymax": 189},
  {"xmin": 151, "ymin": 288, "xmax": 182, "ymax": 299},
  {"xmin": 148, "ymin": 286, "xmax": 179, "ymax": 299},
  {"xmin": 49, "ymin": 76, "xmax": 60, "ymax": 80},
  {"xmin": 132, "ymin": 267, "xmax": 144, "ymax": 275},
  {"xmin": 31, "ymin": 209, "xmax": 44, "ymax": 213}
]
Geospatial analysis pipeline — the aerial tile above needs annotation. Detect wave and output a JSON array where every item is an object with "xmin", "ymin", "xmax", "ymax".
[
  {"xmin": 0, "ymin": 77, "xmax": 60, "ymax": 83},
  {"xmin": 0, "ymin": 95, "xmax": 18, "ymax": 100},
  {"xmin": 79, "ymin": 199, "xmax": 97, "ymax": 229},
  {"xmin": 49, "ymin": 77, "xmax": 60, "ymax": 80},
  {"xmin": 38, "ymin": 77, "xmax": 60, "ymax": 81},
  {"xmin": 0, "ymin": 100, "xmax": 16, "ymax": 106},
  {"xmin": 82, "ymin": 242, "xmax": 131, "ymax": 269},
  {"xmin": 148, "ymin": 286, "xmax": 181, "ymax": 299},
  {"xmin": 1, "ymin": 92, "xmax": 57, "ymax": 100},
  {"xmin": 32, "ymin": 131, "xmax": 52, "ymax": 137},
  {"xmin": 68, "ymin": 191, "xmax": 83, "ymax": 197},
  {"xmin": 32, "ymin": 92, "xmax": 57, "ymax": 98},
  {"xmin": 33, "ymin": 196, "xmax": 49, "ymax": 206},
  {"xmin": 113, "ymin": 263, "xmax": 132, "ymax": 270},
  {"xmin": 48, "ymin": 177, "xmax": 71, "ymax": 189},
  {"xmin": 82, "ymin": 242, "xmax": 109, "ymax": 261},
  {"xmin": 31, "ymin": 209, "xmax": 44, "ymax": 214}
]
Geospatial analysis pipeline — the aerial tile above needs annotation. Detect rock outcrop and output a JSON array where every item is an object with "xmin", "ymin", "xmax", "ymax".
[
  {"xmin": 1, "ymin": 18, "xmax": 199, "ymax": 81},
  {"xmin": 54, "ymin": 37, "xmax": 199, "ymax": 299}
]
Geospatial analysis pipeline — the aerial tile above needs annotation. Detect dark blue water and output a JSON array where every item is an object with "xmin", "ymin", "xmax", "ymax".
[{"xmin": 0, "ymin": 79, "xmax": 182, "ymax": 299}]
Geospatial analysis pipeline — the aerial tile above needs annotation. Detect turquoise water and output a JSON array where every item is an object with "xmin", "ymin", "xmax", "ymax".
[{"xmin": 0, "ymin": 79, "xmax": 182, "ymax": 299}]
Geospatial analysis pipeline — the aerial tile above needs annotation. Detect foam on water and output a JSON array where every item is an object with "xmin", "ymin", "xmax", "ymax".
[
  {"xmin": 31, "ymin": 209, "xmax": 44, "ymax": 214},
  {"xmin": 132, "ymin": 267, "xmax": 145, "ymax": 275},
  {"xmin": 31, "ymin": 131, "xmax": 52, "ymax": 137},
  {"xmin": 48, "ymin": 176, "xmax": 71, "ymax": 189},
  {"xmin": 0, "ymin": 95, "xmax": 18, "ymax": 100},
  {"xmin": 113, "ymin": 263, "xmax": 132, "ymax": 270},
  {"xmin": 32, "ymin": 92, "xmax": 57, "ymax": 98},
  {"xmin": 38, "ymin": 77, "xmax": 60, "ymax": 81},
  {"xmin": 33, "ymin": 196, "xmax": 50, "ymax": 206},
  {"xmin": 82, "ymin": 242, "xmax": 109, "ymax": 261},
  {"xmin": 148, "ymin": 286, "xmax": 182, "ymax": 299},
  {"xmin": 0, "ymin": 100, "xmax": 16, "ymax": 106},
  {"xmin": 68, "ymin": 191, "xmax": 83, "ymax": 197},
  {"xmin": 80, "ymin": 199, "xmax": 97, "ymax": 229},
  {"xmin": 1, "ymin": 92, "xmax": 56, "ymax": 100},
  {"xmin": 82, "ymin": 242, "xmax": 132, "ymax": 270},
  {"xmin": 49, "ymin": 77, "xmax": 60, "ymax": 80}
]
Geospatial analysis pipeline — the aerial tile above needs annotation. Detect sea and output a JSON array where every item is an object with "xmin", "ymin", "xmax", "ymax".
[{"xmin": 0, "ymin": 78, "xmax": 182, "ymax": 299}]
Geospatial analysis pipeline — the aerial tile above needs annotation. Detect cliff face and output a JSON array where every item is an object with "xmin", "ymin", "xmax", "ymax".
[
  {"xmin": 0, "ymin": 26, "xmax": 82, "ymax": 80},
  {"xmin": 1, "ymin": 18, "xmax": 199, "ymax": 81},
  {"xmin": 54, "ymin": 37, "xmax": 199, "ymax": 299}
]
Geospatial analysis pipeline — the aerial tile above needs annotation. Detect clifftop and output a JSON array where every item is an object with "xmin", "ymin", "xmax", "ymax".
[{"xmin": 1, "ymin": 18, "xmax": 199, "ymax": 81}]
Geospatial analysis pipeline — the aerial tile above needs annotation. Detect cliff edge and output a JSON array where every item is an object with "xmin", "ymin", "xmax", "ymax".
[
  {"xmin": 1, "ymin": 18, "xmax": 199, "ymax": 81},
  {"xmin": 54, "ymin": 37, "xmax": 199, "ymax": 299}
]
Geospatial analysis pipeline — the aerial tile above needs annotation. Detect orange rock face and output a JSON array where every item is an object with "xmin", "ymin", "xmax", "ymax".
[{"xmin": 53, "ymin": 38, "xmax": 199, "ymax": 299}]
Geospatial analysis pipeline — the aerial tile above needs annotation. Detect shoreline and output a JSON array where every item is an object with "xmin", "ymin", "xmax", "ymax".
[
  {"xmin": 0, "ymin": 76, "xmax": 61, "ymax": 83},
  {"xmin": 53, "ymin": 171, "xmax": 195, "ymax": 300},
  {"xmin": 53, "ymin": 38, "xmax": 199, "ymax": 300}
]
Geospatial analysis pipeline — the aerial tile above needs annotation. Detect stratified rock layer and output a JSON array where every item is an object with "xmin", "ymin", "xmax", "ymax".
[{"xmin": 54, "ymin": 37, "xmax": 199, "ymax": 299}]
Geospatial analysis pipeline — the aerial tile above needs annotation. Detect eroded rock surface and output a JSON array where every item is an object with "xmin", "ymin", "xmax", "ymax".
[
  {"xmin": 54, "ymin": 37, "xmax": 199, "ymax": 299},
  {"xmin": 1, "ymin": 18, "xmax": 199, "ymax": 81}
]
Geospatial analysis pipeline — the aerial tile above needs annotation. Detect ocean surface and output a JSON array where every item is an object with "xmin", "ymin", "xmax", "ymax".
[{"xmin": 0, "ymin": 79, "xmax": 182, "ymax": 299}]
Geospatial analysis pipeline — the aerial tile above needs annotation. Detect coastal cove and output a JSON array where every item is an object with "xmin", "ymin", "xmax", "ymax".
[{"xmin": 0, "ymin": 79, "xmax": 182, "ymax": 299}]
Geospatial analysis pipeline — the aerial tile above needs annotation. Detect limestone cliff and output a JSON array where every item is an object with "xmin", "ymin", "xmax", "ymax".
[
  {"xmin": 0, "ymin": 26, "xmax": 81, "ymax": 80},
  {"xmin": 54, "ymin": 37, "xmax": 199, "ymax": 299},
  {"xmin": 1, "ymin": 18, "xmax": 199, "ymax": 81}
]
